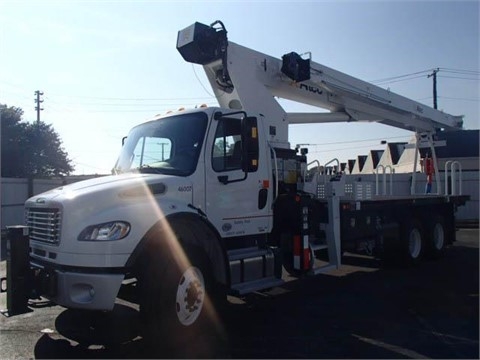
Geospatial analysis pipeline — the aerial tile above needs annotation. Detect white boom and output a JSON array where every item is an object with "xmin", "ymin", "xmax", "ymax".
[{"xmin": 177, "ymin": 21, "xmax": 463, "ymax": 148}]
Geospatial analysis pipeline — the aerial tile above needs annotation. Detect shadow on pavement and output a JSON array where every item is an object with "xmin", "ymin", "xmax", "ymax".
[
  {"xmin": 34, "ymin": 304, "xmax": 149, "ymax": 359},
  {"xmin": 34, "ymin": 303, "xmax": 231, "ymax": 359},
  {"xmin": 32, "ymin": 244, "xmax": 478, "ymax": 359}
]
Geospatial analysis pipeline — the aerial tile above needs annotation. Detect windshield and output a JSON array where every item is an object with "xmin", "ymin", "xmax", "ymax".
[{"xmin": 114, "ymin": 112, "xmax": 208, "ymax": 176}]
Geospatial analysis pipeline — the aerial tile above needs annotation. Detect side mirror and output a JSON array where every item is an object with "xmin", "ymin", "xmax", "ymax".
[
  {"xmin": 122, "ymin": 136, "xmax": 127, "ymax": 146},
  {"xmin": 241, "ymin": 117, "xmax": 259, "ymax": 173}
]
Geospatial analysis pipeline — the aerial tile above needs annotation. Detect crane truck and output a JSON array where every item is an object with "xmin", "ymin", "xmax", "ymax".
[{"xmin": 1, "ymin": 20, "xmax": 469, "ymax": 350}]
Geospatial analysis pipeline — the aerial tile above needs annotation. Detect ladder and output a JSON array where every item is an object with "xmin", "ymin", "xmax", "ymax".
[
  {"xmin": 301, "ymin": 159, "xmax": 343, "ymax": 275},
  {"xmin": 309, "ymin": 178, "xmax": 343, "ymax": 275}
]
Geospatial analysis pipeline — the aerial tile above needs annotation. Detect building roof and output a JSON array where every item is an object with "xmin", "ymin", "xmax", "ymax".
[
  {"xmin": 387, "ymin": 142, "xmax": 408, "ymax": 164},
  {"xmin": 427, "ymin": 129, "xmax": 479, "ymax": 158},
  {"xmin": 370, "ymin": 150, "xmax": 384, "ymax": 168}
]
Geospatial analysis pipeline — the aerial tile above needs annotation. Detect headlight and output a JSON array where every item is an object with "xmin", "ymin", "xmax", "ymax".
[{"xmin": 78, "ymin": 221, "xmax": 130, "ymax": 241}]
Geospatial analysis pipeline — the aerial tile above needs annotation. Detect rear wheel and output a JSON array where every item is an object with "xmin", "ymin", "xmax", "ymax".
[
  {"xmin": 425, "ymin": 215, "xmax": 446, "ymax": 259},
  {"xmin": 401, "ymin": 219, "xmax": 424, "ymax": 264}
]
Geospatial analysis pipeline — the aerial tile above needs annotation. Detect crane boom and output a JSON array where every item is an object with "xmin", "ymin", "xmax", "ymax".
[{"xmin": 177, "ymin": 21, "xmax": 463, "ymax": 148}]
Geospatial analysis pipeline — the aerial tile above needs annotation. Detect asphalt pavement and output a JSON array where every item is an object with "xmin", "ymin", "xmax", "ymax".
[{"xmin": 0, "ymin": 228, "xmax": 478, "ymax": 359}]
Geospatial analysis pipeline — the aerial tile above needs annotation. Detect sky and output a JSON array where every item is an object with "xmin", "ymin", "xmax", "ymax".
[{"xmin": 0, "ymin": 0, "xmax": 479, "ymax": 175}]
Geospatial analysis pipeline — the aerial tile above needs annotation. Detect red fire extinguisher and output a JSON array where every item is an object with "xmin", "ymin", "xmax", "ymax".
[{"xmin": 424, "ymin": 155, "xmax": 434, "ymax": 194}]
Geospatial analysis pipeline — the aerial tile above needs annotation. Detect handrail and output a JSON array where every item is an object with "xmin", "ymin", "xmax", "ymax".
[
  {"xmin": 323, "ymin": 158, "xmax": 340, "ymax": 183},
  {"xmin": 269, "ymin": 146, "xmax": 279, "ymax": 200},
  {"xmin": 375, "ymin": 165, "xmax": 394, "ymax": 195},
  {"xmin": 444, "ymin": 160, "xmax": 462, "ymax": 195},
  {"xmin": 303, "ymin": 160, "xmax": 321, "ymax": 184}
]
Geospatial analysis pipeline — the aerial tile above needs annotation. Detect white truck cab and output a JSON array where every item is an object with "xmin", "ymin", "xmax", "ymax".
[{"xmin": 26, "ymin": 106, "xmax": 269, "ymax": 310}]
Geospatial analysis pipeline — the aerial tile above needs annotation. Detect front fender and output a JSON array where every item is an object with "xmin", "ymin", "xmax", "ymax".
[
  {"xmin": 126, "ymin": 212, "xmax": 229, "ymax": 286},
  {"xmin": 44, "ymin": 196, "xmax": 198, "ymax": 268}
]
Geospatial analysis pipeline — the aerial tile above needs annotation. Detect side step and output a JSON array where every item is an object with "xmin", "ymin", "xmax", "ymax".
[
  {"xmin": 227, "ymin": 246, "xmax": 283, "ymax": 296},
  {"xmin": 309, "ymin": 264, "xmax": 336, "ymax": 275},
  {"xmin": 310, "ymin": 243, "xmax": 328, "ymax": 251},
  {"xmin": 230, "ymin": 277, "xmax": 285, "ymax": 296},
  {"xmin": 308, "ymin": 231, "xmax": 338, "ymax": 275},
  {"xmin": 309, "ymin": 233, "xmax": 328, "ymax": 252},
  {"xmin": 228, "ymin": 247, "xmax": 270, "ymax": 261}
]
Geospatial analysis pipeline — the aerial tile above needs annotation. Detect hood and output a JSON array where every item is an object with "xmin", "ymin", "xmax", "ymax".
[
  {"xmin": 25, "ymin": 173, "xmax": 197, "ymax": 263},
  {"xmin": 26, "ymin": 173, "xmax": 192, "ymax": 207}
]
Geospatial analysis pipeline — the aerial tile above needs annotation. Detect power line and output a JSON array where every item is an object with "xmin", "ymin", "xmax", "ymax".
[
  {"xmin": 370, "ymin": 68, "xmax": 480, "ymax": 86},
  {"xmin": 438, "ymin": 75, "xmax": 480, "ymax": 81},
  {"xmin": 370, "ymin": 70, "xmax": 431, "ymax": 84},
  {"xmin": 46, "ymin": 93, "xmax": 215, "ymax": 101},
  {"xmin": 308, "ymin": 143, "xmax": 389, "ymax": 155},
  {"xmin": 373, "ymin": 74, "xmax": 428, "ymax": 86},
  {"xmin": 438, "ymin": 67, "xmax": 480, "ymax": 75},
  {"xmin": 370, "ymin": 68, "xmax": 479, "ymax": 110},
  {"xmin": 439, "ymin": 96, "xmax": 479, "ymax": 102},
  {"xmin": 416, "ymin": 96, "xmax": 433, "ymax": 101},
  {"xmin": 72, "ymin": 160, "xmax": 111, "ymax": 173},
  {"xmin": 48, "ymin": 101, "xmax": 214, "ymax": 107},
  {"xmin": 0, "ymin": 79, "xmax": 216, "ymax": 103},
  {"xmin": 296, "ymin": 135, "xmax": 411, "ymax": 147}
]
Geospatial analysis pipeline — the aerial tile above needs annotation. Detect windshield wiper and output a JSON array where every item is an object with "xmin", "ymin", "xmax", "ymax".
[{"xmin": 137, "ymin": 164, "xmax": 163, "ymax": 173}]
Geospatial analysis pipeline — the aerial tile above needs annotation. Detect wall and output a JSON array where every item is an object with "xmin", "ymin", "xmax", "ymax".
[
  {"xmin": 2, "ymin": 170, "xmax": 478, "ymax": 231},
  {"xmin": 1, "ymin": 175, "xmax": 104, "ymax": 230}
]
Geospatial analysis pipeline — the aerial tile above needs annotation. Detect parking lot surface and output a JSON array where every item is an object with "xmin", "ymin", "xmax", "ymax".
[{"xmin": 1, "ymin": 228, "xmax": 478, "ymax": 358}]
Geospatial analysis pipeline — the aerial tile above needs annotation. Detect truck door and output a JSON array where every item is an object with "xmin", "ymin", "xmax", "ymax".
[{"xmin": 204, "ymin": 115, "xmax": 272, "ymax": 238}]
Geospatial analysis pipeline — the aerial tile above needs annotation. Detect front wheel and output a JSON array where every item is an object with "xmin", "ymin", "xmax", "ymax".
[
  {"xmin": 175, "ymin": 265, "xmax": 206, "ymax": 326},
  {"xmin": 138, "ymin": 241, "xmax": 227, "ymax": 357}
]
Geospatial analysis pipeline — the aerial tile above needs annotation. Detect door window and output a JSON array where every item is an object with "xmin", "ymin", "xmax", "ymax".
[{"xmin": 212, "ymin": 119, "xmax": 242, "ymax": 172}]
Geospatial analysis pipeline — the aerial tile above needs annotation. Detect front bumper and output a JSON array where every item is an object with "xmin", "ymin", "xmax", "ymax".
[{"xmin": 31, "ymin": 261, "xmax": 125, "ymax": 311}]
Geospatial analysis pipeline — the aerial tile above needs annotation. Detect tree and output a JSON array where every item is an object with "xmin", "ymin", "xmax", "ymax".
[{"xmin": 1, "ymin": 104, "xmax": 74, "ymax": 177}]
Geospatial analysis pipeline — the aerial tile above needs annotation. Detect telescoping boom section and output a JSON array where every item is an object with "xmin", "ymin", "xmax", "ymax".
[
  {"xmin": 177, "ymin": 21, "xmax": 463, "ymax": 148},
  {"xmin": 174, "ymin": 20, "xmax": 468, "ymax": 282}
]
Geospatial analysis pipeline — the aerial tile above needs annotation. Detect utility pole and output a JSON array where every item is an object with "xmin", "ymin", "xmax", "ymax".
[
  {"xmin": 0, "ymin": 105, "xmax": 5, "ymax": 232},
  {"xmin": 427, "ymin": 68, "xmax": 439, "ymax": 109},
  {"xmin": 34, "ymin": 90, "xmax": 44, "ymax": 122}
]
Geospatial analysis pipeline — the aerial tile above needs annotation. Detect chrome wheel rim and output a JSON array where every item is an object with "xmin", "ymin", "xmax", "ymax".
[
  {"xmin": 408, "ymin": 228, "xmax": 422, "ymax": 259},
  {"xmin": 176, "ymin": 266, "xmax": 205, "ymax": 326},
  {"xmin": 433, "ymin": 223, "xmax": 444, "ymax": 250}
]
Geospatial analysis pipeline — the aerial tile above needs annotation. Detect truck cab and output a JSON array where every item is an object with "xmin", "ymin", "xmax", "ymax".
[
  {"xmin": 25, "ymin": 106, "xmax": 271, "ymax": 311},
  {"xmin": 114, "ymin": 107, "xmax": 272, "ymax": 238}
]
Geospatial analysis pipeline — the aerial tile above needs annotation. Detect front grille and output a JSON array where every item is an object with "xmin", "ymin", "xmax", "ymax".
[{"xmin": 26, "ymin": 208, "xmax": 62, "ymax": 245}]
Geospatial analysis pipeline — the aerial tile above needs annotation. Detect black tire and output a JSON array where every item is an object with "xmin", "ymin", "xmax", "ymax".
[
  {"xmin": 400, "ymin": 219, "xmax": 424, "ymax": 265},
  {"xmin": 425, "ymin": 215, "xmax": 446, "ymax": 259},
  {"xmin": 137, "ymin": 229, "xmax": 228, "ymax": 358}
]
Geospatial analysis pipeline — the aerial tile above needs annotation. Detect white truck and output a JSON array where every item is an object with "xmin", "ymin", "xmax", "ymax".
[{"xmin": 2, "ymin": 20, "xmax": 468, "ymax": 349}]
